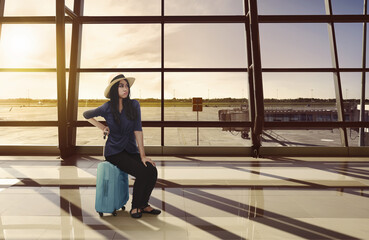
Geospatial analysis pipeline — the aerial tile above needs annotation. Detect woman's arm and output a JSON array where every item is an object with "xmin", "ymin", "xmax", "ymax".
[
  {"xmin": 83, "ymin": 105, "xmax": 109, "ymax": 135},
  {"xmin": 86, "ymin": 118, "xmax": 109, "ymax": 135},
  {"xmin": 135, "ymin": 130, "xmax": 155, "ymax": 167}
]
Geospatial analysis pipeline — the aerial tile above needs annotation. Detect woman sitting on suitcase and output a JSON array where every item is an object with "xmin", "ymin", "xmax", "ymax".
[{"xmin": 83, "ymin": 73, "xmax": 161, "ymax": 218}]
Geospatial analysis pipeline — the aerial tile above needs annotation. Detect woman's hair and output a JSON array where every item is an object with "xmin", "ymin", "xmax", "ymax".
[{"xmin": 109, "ymin": 79, "xmax": 137, "ymax": 125}]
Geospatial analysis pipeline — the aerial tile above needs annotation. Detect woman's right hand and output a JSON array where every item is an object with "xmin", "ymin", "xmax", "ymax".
[{"xmin": 103, "ymin": 126, "xmax": 110, "ymax": 138}]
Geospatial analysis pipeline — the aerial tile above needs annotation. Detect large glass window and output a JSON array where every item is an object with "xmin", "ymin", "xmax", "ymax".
[
  {"xmin": 164, "ymin": 127, "xmax": 251, "ymax": 146},
  {"xmin": 81, "ymin": 24, "xmax": 161, "ymax": 68},
  {"xmin": 261, "ymin": 129, "xmax": 346, "ymax": 147},
  {"xmin": 164, "ymin": 72, "xmax": 248, "ymax": 121},
  {"xmin": 331, "ymin": 0, "xmax": 364, "ymax": 15},
  {"xmin": 0, "ymin": 127, "xmax": 58, "ymax": 145},
  {"xmin": 165, "ymin": 0, "xmax": 244, "ymax": 16},
  {"xmin": 78, "ymin": 72, "xmax": 161, "ymax": 121},
  {"xmin": 259, "ymin": 23, "xmax": 332, "ymax": 68},
  {"xmin": 3, "ymin": 0, "xmax": 55, "ymax": 16},
  {"xmin": 0, "ymin": 73, "xmax": 57, "ymax": 121},
  {"xmin": 335, "ymin": 23, "xmax": 363, "ymax": 68},
  {"xmin": 263, "ymin": 72, "xmax": 336, "ymax": 101},
  {"xmin": 1, "ymin": 0, "xmax": 368, "ymax": 151},
  {"xmin": 0, "ymin": 25, "xmax": 56, "ymax": 68},
  {"xmin": 165, "ymin": 24, "xmax": 247, "ymax": 68},
  {"xmin": 83, "ymin": 0, "xmax": 161, "ymax": 16},
  {"xmin": 257, "ymin": 0, "xmax": 325, "ymax": 15}
]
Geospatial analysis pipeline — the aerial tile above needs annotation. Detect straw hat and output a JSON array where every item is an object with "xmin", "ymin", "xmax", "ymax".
[{"xmin": 104, "ymin": 73, "xmax": 135, "ymax": 98}]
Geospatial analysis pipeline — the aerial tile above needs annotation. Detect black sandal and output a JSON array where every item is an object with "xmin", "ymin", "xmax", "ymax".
[
  {"xmin": 130, "ymin": 208, "xmax": 142, "ymax": 218},
  {"xmin": 141, "ymin": 205, "xmax": 161, "ymax": 215}
]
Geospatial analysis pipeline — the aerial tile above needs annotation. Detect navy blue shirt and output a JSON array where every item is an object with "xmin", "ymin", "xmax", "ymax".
[{"xmin": 83, "ymin": 100, "xmax": 142, "ymax": 157}]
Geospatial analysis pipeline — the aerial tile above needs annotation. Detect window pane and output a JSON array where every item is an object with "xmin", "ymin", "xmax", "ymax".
[
  {"xmin": 65, "ymin": 24, "xmax": 73, "ymax": 69},
  {"xmin": 164, "ymin": 128, "xmax": 251, "ymax": 146},
  {"xmin": 263, "ymin": 73, "xmax": 335, "ymax": 99},
  {"xmin": 65, "ymin": 0, "xmax": 74, "ymax": 10},
  {"xmin": 331, "ymin": 0, "xmax": 364, "ymax": 15},
  {"xmin": 335, "ymin": 23, "xmax": 363, "ymax": 68},
  {"xmin": 78, "ymin": 72, "xmax": 161, "ymax": 121},
  {"xmin": 83, "ymin": 0, "xmax": 161, "ymax": 16},
  {"xmin": 348, "ymin": 128, "xmax": 361, "ymax": 146},
  {"xmin": 76, "ymin": 127, "xmax": 160, "ymax": 146},
  {"xmin": 165, "ymin": 24, "xmax": 247, "ymax": 68},
  {"xmin": 81, "ymin": 25, "xmax": 161, "ymax": 68},
  {"xmin": 260, "ymin": 23, "xmax": 332, "ymax": 68},
  {"xmin": 0, "ymin": 25, "xmax": 56, "ymax": 68},
  {"xmin": 0, "ymin": 73, "xmax": 57, "ymax": 121},
  {"xmin": 263, "ymin": 73, "xmax": 337, "ymax": 121},
  {"xmin": 165, "ymin": 0, "xmax": 244, "ymax": 16},
  {"xmin": 341, "ymin": 72, "xmax": 369, "ymax": 124},
  {"xmin": 257, "ymin": 0, "xmax": 325, "ymax": 15},
  {"xmin": 336, "ymin": 73, "xmax": 360, "ymax": 103},
  {"xmin": 261, "ymin": 129, "xmax": 345, "ymax": 147},
  {"xmin": 164, "ymin": 72, "xmax": 249, "ymax": 121},
  {"xmin": 0, "ymin": 127, "xmax": 58, "ymax": 145},
  {"xmin": 3, "ymin": 0, "xmax": 55, "ymax": 16}
]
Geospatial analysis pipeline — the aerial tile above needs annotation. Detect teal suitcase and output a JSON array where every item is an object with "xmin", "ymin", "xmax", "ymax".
[{"xmin": 95, "ymin": 161, "xmax": 129, "ymax": 216}]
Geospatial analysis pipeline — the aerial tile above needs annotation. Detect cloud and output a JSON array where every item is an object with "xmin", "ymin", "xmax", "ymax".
[{"xmin": 81, "ymin": 24, "xmax": 161, "ymax": 68}]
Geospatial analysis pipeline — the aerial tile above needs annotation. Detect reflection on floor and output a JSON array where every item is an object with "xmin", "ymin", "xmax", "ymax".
[{"xmin": 0, "ymin": 155, "xmax": 368, "ymax": 240}]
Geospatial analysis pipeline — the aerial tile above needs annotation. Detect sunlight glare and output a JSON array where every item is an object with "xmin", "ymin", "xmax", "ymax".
[{"xmin": 0, "ymin": 25, "xmax": 40, "ymax": 67}]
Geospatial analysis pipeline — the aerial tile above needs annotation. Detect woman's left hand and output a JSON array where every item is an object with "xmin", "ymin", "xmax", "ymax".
[{"xmin": 141, "ymin": 156, "xmax": 156, "ymax": 167}]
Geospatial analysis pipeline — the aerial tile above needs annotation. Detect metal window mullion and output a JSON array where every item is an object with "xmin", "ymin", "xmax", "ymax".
[
  {"xmin": 359, "ymin": 0, "xmax": 368, "ymax": 146},
  {"xmin": 244, "ymin": 0, "xmax": 257, "ymax": 147},
  {"xmin": 161, "ymin": 0, "xmax": 165, "ymax": 148},
  {"xmin": 67, "ymin": 0, "xmax": 84, "ymax": 152},
  {"xmin": 325, "ymin": 0, "xmax": 348, "ymax": 147},
  {"xmin": 259, "ymin": 15, "xmax": 369, "ymax": 23},
  {"xmin": 247, "ymin": 0, "xmax": 265, "ymax": 152},
  {"xmin": 0, "ymin": 0, "xmax": 5, "ymax": 34},
  {"xmin": 56, "ymin": 0, "xmax": 68, "ymax": 157}
]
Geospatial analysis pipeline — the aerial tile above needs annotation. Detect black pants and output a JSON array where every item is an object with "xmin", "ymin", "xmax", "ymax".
[{"xmin": 106, "ymin": 150, "xmax": 157, "ymax": 209}]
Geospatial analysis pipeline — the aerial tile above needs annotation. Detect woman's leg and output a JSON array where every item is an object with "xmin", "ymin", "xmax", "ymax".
[
  {"xmin": 105, "ymin": 151, "xmax": 157, "ymax": 209},
  {"xmin": 139, "ymin": 162, "xmax": 158, "ymax": 208},
  {"xmin": 124, "ymin": 152, "xmax": 158, "ymax": 208}
]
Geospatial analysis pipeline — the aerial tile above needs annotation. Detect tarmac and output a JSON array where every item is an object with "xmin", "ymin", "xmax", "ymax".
[{"xmin": 0, "ymin": 106, "xmax": 363, "ymax": 147}]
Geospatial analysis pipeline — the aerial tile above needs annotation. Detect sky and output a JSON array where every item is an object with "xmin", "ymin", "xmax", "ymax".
[{"xmin": 0, "ymin": 0, "xmax": 368, "ymax": 100}]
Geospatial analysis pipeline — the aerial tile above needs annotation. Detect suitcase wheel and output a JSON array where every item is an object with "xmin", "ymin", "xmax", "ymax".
[
  {"xmin": 98, "ymin": 212, "xmax": 103, "ymax": 217},
  {"xmin": 112, "ymin": 210, "xmax": 117, "ymax": 216},
  {"xmin": 121, "ymin": 206, "xmax": 125, "ymax": 211}
]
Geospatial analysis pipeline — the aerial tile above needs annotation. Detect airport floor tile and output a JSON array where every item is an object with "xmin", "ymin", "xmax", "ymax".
[{"xmin": 0, "ymin": 155, "xmax": 368, "ymax": 239}]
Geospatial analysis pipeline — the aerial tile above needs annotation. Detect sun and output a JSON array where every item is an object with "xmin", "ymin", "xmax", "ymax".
[{"xmin": 0, "ymin": 25, "xmax": 40, "ymax": 67}]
